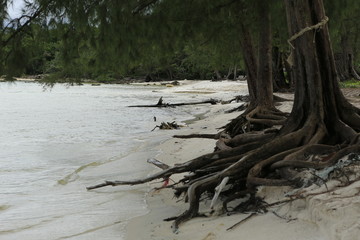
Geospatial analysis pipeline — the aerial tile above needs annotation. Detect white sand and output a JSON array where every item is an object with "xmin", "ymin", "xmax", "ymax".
[{"xmin": 125, "ymin": 80, "xmax": 360, "ymax": 240}]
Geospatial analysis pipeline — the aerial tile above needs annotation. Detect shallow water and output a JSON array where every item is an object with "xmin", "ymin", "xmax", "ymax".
[{"xmin": 0, "ymin": 82, "xmax": 208, "ymax": 240}]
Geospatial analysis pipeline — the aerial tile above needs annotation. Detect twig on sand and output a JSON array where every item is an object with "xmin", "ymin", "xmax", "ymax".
[{"xmin": 226, "ymin": 213, "xmax": 257, "ymax": 231}]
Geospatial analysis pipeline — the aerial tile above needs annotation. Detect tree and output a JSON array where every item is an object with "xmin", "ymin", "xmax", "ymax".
[
  {"xmin": 1, "ymin": 0, "xmax": 246, "ymax": 81},
  {"xmin": 225, "ymin": 0, "xmax": 288, "ymax": 136},
  {"xmin": 325, "ymin": 0, "xmax": 360, "ymax": 81},
  {"xmin": 88, "ymin": 0, "xmax": 360, "ymax": 232}
]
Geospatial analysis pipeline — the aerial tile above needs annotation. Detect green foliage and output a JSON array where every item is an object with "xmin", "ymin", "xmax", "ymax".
[
  {"xmin": 325, "ymin": 0, "xmax": 360, "ymax": 60},
  {"xmin": 0, "ymin": 0, "xmax": 358, "ymax": 82},
  {"xmin": 339, "ymin": 79, "xmax": 360, "ymax": 88}
]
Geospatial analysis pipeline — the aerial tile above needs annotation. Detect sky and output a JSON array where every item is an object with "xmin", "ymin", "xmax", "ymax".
[{"xmin": 7, "ymin": 0, "xmax": 26, "ymax": 19}]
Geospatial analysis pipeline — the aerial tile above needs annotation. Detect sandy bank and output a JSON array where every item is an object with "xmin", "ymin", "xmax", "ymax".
[{"xmin": 125, "ymin": 81, "xmax": 360, "ymax": 240}]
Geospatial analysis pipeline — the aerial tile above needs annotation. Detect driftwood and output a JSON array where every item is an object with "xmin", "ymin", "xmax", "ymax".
[
  {"xmin": 129, "ymin": 97, "xmax": 219, "ymax": 108},
  {"xmin": 226, "ymin": 213, "xmax": 257, "ymax": 231},
  {"xmin": 87, "ymin": 158, "xmax": 170, "ymax": 190},
  {"xmin": 225, "ymin": 103, "xmax": 249, "ymax": 113},
  {"xmin": 221, "ymin": 95, "xmax": 250, "ymax": 104},
  {"xmin": 152, "ymin": 121, "xmax": 183, "ymax": 131},
  {"xmin": 173, "ymin": 132, "xmax": 231, "ymax": 140},
  {"xmin": 147, "ymin": 158, "xmax": 170, "ymax": 170},
  {"xmin": 210, "ymin": 176, "xmax": 230, "ymax": 209},
  {"xmin": 223, "ymin": 95, "xmax": 290, "ymax": 114},
  {"xmin": 148, "ymin": 158, "xmax": 171, "ymax": 188}
]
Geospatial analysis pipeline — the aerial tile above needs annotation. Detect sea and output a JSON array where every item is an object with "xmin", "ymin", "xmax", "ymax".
[{"xmin": 0, "ymin": 81, "xmax": 212, "ymax": 240}]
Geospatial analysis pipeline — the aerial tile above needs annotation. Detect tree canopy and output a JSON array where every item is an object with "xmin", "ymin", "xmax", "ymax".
[{"xmin": 1, "ymin": 0, "xmax": 358, "ymax": 82}]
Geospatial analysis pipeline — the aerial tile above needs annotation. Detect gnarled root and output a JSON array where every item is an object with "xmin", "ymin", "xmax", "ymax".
[
  {"xmin": 87, "ymin": 107, "xmax": 360, "ymax": 232},
  {"xmin": 224, "ymin": 105, "xmax": 288, "ymax": 137},
  {"xmin": 172, "ymin": 174, "xmax": 221, "ymax": 232},
  {"xmin": 245, "ymin": 106, "xmax": 287, "ymax": 127}
]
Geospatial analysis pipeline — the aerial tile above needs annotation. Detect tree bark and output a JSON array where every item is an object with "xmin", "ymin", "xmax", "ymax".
[
  {"xmin": 225, "ymin": 3, "xmax": 287, "ymax": 136},
  {"xmin": 282, "ymin": 0, "xmax": 360, "ymax": 136},
  {"xmin": 239, "ymin": 22, "xmax": 257, "ymax": 107},
  {"xmin": 272, "ymin": 46, "xmax": 289, "ymax": 91},
  {"xmin": 233, "ymin": 65, "xmax": 237, "ymax": 81},
  {"xmin": 214, "ymin": 69, "xmax": 222, "ymax": 80},
  {"xmin": 256, "ymin": 0, "xmax": 274, "ymax": 108},
  {"xmin": 335, "ymin": 33, "xmax": 360, "ymax": 81}
]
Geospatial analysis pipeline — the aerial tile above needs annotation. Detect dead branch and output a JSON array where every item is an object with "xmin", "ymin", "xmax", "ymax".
[
  {"xmin": 152, "ymin": 121, "xmax": 182, "ymax": 131},
  {"xmin": 129, "ymin": 97, "xmax": 218, "ymax": 108},
  {"xmin": 210, "ymin": 177, "xmax": 230, "ymax": 209},
  {"xmin": 147, "ymin": 158, "xmax": 170, "ymax": 170},
  {"xmin": 226, "ymin": 213, "xmax": 257, "ymax": 231},
  {"xmin": 173, "ymin": 133, "xmax": 219, "ymax": 139}
]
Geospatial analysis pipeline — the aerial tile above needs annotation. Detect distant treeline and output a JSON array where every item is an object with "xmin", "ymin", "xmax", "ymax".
[{"xmin": 0, "ymin": 0, "xmax": 359, "ymax": 83}]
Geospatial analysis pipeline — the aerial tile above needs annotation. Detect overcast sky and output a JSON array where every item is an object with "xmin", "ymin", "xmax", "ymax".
[{"xmin": 7, "ymin": 0, "xmax": 26, "ymax": 19}]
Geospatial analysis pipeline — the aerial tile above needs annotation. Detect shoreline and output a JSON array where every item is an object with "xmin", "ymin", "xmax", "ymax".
[
  {"xmin": 125, "ymin": 93, "xmax": 243, "ymax": 240},
  {"xmin": 125, "ymin": 97, "xmax": 325, "ymax": 240},
  {"xmin": 124, "ymin": 80, "xmax": 250, "ymax": 239}
]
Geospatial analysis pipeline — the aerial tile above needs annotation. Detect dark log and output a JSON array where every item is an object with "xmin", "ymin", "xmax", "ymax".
[{"xmin": 128, "ymin": 98, "xmax": 219, "ymax": 108}]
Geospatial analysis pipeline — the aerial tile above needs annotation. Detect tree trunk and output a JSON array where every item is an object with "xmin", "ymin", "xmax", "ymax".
[
  {"xmin": 167, "ymin": 68, "xmax": 174, "ymax": 80},
  {"xmin": 272, "ymin": 46, "xmax": 289, "ymax": 91},
  {"xmin": 233, "ymin": 65, "xmax": 237, "ymax": 81},
  {"xmin": 239, "ymin": 22, "xmax": 258, "ymax": 107},
  {"xmin": 349, "ymin": 53, "xmax": 360, "ymax": 80},
  {"xmin": 284, "ymin": 54, "xmax": 295, "ymax": 89},
  {"xmin": 282, "ymin": 0, "xmax": 360, "ymax": 137},
  {"xmin": 225, "ymin": 2, "xmax": 287, "ymax": 136},
  {"xmin": 214, "ymin": 69, "xmax": 222, "ymax": 80},
  {"xmin": 335, "ymin": 34, "xmax": 360, "ymax": 81},
  {"xmin": 256, "ymin": 0, "xmax": 273, "ymax": 108},
  {"xmin": 226, "ymin": 66, "xmax": 233, "ymax": 79}
]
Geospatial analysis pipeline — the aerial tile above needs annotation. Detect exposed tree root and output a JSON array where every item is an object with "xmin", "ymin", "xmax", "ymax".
[
  {"xmin": 271, "ymin": 145, "xmax": 360, "ymax": 170},
  {"xmin": 224, "ymin": 104, "xmax": 289, "ymax": 137},
  {"xmin": 87, "ymin": 117, "xmax": 360, "ymax": 231},
  {"xmin": 87, "ymin": 8, "xmax": 360, "ymax": 228},
  {"xmin": 87, "ymin": 0, "xmax": 360, "ymax": 232},
  {"xmin": 245, "ymin": 106, "xmax": 288, "ymax": 127},
  {"xmin": 225, "ymin": 103, "xmax": 249, "ymax": 113},
  {"xmin": 273, "ymin": 95, "xmax": 292, "ymax": 102}
]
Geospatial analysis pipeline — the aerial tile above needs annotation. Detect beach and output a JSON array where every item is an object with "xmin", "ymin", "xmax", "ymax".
[
  {"xmin": 2, "ymin": 79, "xmax": 358, "ymax": 240},
  {"xmin": 125, "ymin": 80, "xmax": 360, "ymax": 240}
]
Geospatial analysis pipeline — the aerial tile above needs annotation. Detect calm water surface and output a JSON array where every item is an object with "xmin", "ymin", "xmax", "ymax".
[{"xmin": 0, "ymin": 81, "xmax": 207, "ymax": 240}]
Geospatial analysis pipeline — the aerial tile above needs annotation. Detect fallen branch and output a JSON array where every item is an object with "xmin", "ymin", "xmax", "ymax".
[
  {"xmin": 173, "ymin": 133, "xmax": 219, "ymax": 139},
  {"xmin": 287, "ymin": 16, "xmax": 329, "ymax": 49},
  {"xmin": 147, "ymin": 158, "xmax": 170, "ymax": 170},
  {"xmin": 151, "ymin": 121, "xmax": 183, "ymax": 131},
  {"xmin": 225, "ymin": 103, "xmax": 249, "ymax": 113},
  {"xmin": 210, "ymin": 177, "xmax": 230, "ymax": 209},
  {"xmin": 173, "ymin": 132, "xmax": 231, "ymax": 140},
  {"xmin": 221, "ymin": 95, "xmax": 250, "ymax": 104},
  {"xmin": 226, "ymin": 213, "xmax": 257, "ymax": 231},
  {"xmin": 129, "ymin": 97, "xmax": 219, "ymax": 108}
]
